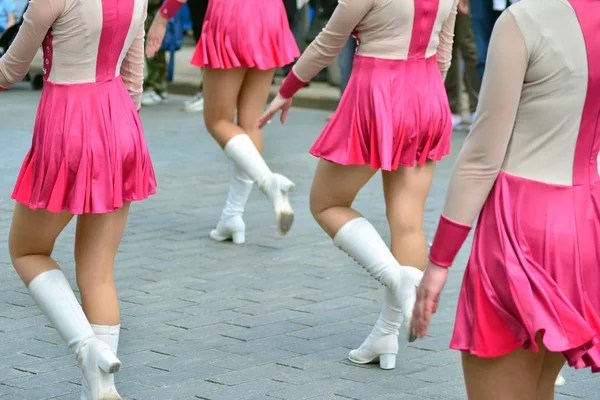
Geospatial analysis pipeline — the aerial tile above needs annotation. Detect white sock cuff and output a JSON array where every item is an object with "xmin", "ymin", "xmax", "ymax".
[{"xmin": 91, "ymin": 324, "xmax": 121, "ymax": 335}]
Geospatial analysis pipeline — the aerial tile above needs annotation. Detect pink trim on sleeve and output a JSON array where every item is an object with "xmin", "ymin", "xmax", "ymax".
[
  {"xmin": 429, "ymin": 214, "xmax": 472, "ymax": 268},
  {"xmin": 279, "ymin": 71, "xmax": 307, "ymax": 99},
  {"xmin": 158, "ymin": 0, "xmax": 185, "ymax": 20}
]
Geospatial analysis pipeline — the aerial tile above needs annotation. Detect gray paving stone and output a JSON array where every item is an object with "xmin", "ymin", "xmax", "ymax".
[{"xmin": 1, "ymin": 90, "xmax": 598, "ymax": 399}]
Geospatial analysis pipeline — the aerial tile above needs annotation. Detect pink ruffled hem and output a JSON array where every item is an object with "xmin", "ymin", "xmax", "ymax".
[
  {"xmin": 451, "ymin": 172, "xmax": 600, "ymax": 372},
  {"xmin": 190, "ymin": 0, "xmax": 299, "ymax": 70},
  {"xmin": 309, "ymin": 55, "xmax": 452, "ymax": 172},
  {"xmin": 12, "ymin": 78, "xmax": 157, "ymax": 215}
]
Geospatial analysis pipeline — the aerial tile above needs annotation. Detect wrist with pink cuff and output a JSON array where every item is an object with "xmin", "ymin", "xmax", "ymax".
[
  {"xmin": 158, "ymin": 0, "xmax": 185, "ymax": 20},
  {"xmin": 279, "ymin": 71, "xmax": 307, "ymax": 99},
  {"xmin": 428, "ymin": 214, "xmax": 472, "ymax": 268}
]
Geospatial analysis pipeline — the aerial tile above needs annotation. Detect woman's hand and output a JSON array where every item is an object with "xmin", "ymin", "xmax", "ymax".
[
  {"xmin": 258, "ymin": 94, "xmax": 292, "ymax": 128},
  {"xmin": 412, "ymin": 261, "xmax": 449, "ymax": 338},
  {"xmin": 146, "ymin": 15, "xmax": 168, "ymax": 58}
]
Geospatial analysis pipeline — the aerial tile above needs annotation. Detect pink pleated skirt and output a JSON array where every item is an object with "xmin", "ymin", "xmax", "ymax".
[
  {"xmin": 12, "ymin": 78, "xmax": 157, "ymax": 215},
  {"xmin": 452, "ymin": 172, "xmax": 600, "ymax": 371},
  {"xmin": 310, "ymin": 55, "xmax": 452, "ymax": 171},
  {"xmin": 191, "ymin": 0, "xmax": 300, "ymax": 70}
]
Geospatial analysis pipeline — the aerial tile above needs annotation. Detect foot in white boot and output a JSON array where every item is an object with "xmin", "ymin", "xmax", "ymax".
[
  {"xmin": 27, "ymin": 270, "xmax": 122, "ymax": 400},
  {"xmin": 349, "ymin": 289, "xmax": 402, "ymax": 369},
  {"xmin": 210, "ymin": 164, "xmax": 253, "ymax": 244},
  {"xmin": 82, "ymin": 325, "xmax": 121, "ymax": 400},
  {"xmin": 333, "ymin": 217, "xmax": 423, "ymax": 342},
  {"xmin": 224, "ymin": 134, "xmax": 295, "ymax": 235},
  {"xmin": 555, "ymin": 373, "xmax": 566, "ymax": 386}
]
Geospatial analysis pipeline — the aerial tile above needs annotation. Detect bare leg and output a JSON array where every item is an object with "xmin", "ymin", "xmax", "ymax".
[
  {"xmin": 203, "ymin": 68, "xmax": 247, "ymax": 148},
  {"xmin": 75, "ymin": 203, "xmax": 130, "ymax": 325},
  {"xmin": 462, "ymin": 334, "xmax": 563, "ymax": 400},
  {"xmin": 9, "ymin": 204, "xmax": 73, "ymax": 285},
  {"xmin": 209, "ymin": 68, "xmax": 277, "ymax": 244},
  {"xmin": 537, "ymin": 351, "xmax": 566, "ymax": 399},
  {"xmin": 204, "ymin": 67, "xmax": 296, "ymax": 235},
  {"xmin": 345, "ymin": 162, "xmax": 435, "ymax": 369},
  {"xmin": 463, "ymin": 349, "xmax": 543, "ymax": 400},
  {"xmin": 382, "ymin": 160, "xmax": 437, "ymax": 272},
  {"xmin": 309, "ymin": 160, "xmax": 376, "ymax": 237},
  {"xmin": 9, "ymin": 204, "xmax": 122, "ymax": 399},
  {"xmin": 310, "ymin": 159, "xmax": 423, "ymax": 355},
  {"xmin": 237, "ymin": 68, "xmax": 276, "ymax": 153},
  {"xmin": 75, "ymin": 204, "xmax": 130, "ymax": 399}
]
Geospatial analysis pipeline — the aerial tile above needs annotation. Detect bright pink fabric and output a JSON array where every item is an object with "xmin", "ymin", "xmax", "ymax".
[
  {"xmin": 158, "ymin": 0, "xmax": 184, "ymax": 20},
  {"xmin": 97, "ymin": 0, "xmax": 134, "ymax": 83},
  {"xmin": 12, "ymin": 79, "xmax": 156, "ymax": 214},
  {"xmin": 450, "ymin": 172, "xmax": 600, "ymax": 370},
  {"xmin": 429, "ymin": 215, "xmax": 471, "ymax": 268},
  {"xmin": 279, "ymin": 71, "xmax": 306, "ymax": 99},
  {"xmin": 12, "ymin": 0, "xmax": 156, "ymax": 214},
  {"xmin": 408, "ymin": 0, "xmax": 441, "ymax": 59},
  {"xmin": 310, "ymin": 55, "xmax": 452, "ymax": 171},
  {"xmin": 449, "ymin": 0, "xmax": 600, "ymax": 370},
  {"xmin": 190, "ymin": 0, "xmax": 300, "ymax": 70}
]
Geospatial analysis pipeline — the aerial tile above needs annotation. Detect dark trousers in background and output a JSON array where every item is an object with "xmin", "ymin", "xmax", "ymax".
[
  {"xmin": 282, "ymin": 0, "xmax": 298, "ymax": 75},
  {"xmin": 187, "ymin": 0, "xmax": 208, "ymax": 42},
  {"xmin": 471, "ymin": 0, "xmax": 502, "ymax": 79},
  {"xmin": 186, "ymin": 0, "xmax": 208, "ymax": 91},
  {"xmin": 144, "ymin": 0, "xmax": 168, "ymax": 95},
  {"xmin": 444, "ymin": 11, "xmax": 480, "ymax": 114}
]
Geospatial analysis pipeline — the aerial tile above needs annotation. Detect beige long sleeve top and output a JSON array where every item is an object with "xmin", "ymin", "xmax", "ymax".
[
  {"xmin": 0, "ymin": 0, "xmax": 146, "ymax": 108},
  {"xmin": 292, "ymin": 0, "xmax": 459, "ymax": 84},
  {"xmin": 429, "ymin": 0, "xmax": 596, "ymax": 266}
]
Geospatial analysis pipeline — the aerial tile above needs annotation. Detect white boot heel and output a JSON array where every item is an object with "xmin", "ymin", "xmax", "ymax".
[
  {"xmin": 231, "ymin": 231, "xmax": 246, "ymax": 244},
  {"xmin": 210, "ymin": 215, "xmax": 246, "ymax": 243},
  {"xmin": 378, "ymin": 354, "xmax": 396, "ymax": 370}
]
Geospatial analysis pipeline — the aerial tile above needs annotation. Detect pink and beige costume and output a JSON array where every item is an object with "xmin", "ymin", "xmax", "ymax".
[
  {"xmin": 159, "ymin": 0, "xmax": 299, "ymax": 70},
  {"xmin": 0, "ymin": 0, "xmax": 156, "ymax": 214},
  {"xmin": 429, "ymin": 0, "xmax": 600, "ymax": 371},
  {"xmin": 279, "ymin": 0, "xmax": 459, "ymax": 170}
]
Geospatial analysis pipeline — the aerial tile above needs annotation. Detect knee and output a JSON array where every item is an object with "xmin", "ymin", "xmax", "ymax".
[
  {"xmin": 309, "ymin": 192, "xmax": 324, "ymax": 222},
  {"xmin": 8, "ymin": 239, "xmax": 52, "ymax": 265}
]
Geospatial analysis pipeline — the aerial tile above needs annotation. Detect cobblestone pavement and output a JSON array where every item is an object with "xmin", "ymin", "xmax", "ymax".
[{"xmin": 0, "ymin": 87, "xmax": 598, "ymax": 399}]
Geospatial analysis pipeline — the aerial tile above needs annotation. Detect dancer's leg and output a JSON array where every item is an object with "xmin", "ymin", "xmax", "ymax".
[
  {"xmin": 203, "ymin": 67, "xmax": 295, "ymax": 235},
  {"xmin": 75, "ymin": 203, "xmax": 130, "ymax": 325},
  {"xmin": 462, "ymin": 333, "xmax": 565, "ymax": 400},
  {"xmin": 310, "ymin": 159, "xmax": 423, "ymax": 350},
  {"xmin": 203, "ymin": 68, "xmax": 247, "ymax": 147},
  {"xmin": 9, "ymin": 204, "xmax": 122, "ymax": 399},
  {"xmin": 345, "ymin": 162, "xmax": 435, "ymax": 368},
  {"xmin": 76, "ymin": 204, "xmax": 130, "ymax": 399},
  {"xmin": 382, "ymin": 161, "xmax": 437, "ymax": 272}
]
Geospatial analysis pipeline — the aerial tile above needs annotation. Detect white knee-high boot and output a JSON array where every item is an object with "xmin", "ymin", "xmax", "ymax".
[
  {"xmin": 224, "ymin": 134, "xmax": 295, "ymax": 235},
  {"xmin": 81, "ymin": 325, "xmax": 121, "ymax": 400},
  {"xmin": 210, "ymin": 163, "xmax": 254, "ymax": 244},
  {"xmin": 27, "ymin": 270, "xmax": 122, "ymax": 400},
  {"xmin": 348, "ymin": 288, "xmax": 404, "ymax": 369},
  {"xmin": 333, "ymin": 217, "xmax": 423, "ymax": 343}
]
